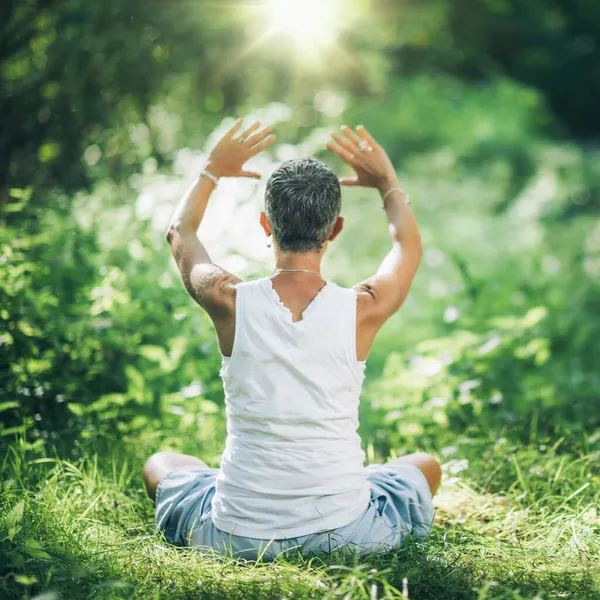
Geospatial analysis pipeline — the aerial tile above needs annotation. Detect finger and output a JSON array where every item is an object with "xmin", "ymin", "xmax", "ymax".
[
  {"xmin": 240, "ymin": 170, "xmax": 261, "ymax": 179},
  {"xmin": 239, "ymin": 121, "xmax": 261, "ymax": 142},
  {"xmin": 225, "ymin": 117, "xmax": 244, "ymax": 138},
  {"xmin": 340, "ymin": 124, "xmax": 363, "ymax": 147},
  {"xmin": 326, "ymin": 140, "xmax": 356, "ymax": 164},
  {"xmin": 331, "ymin": 133, "xmax": 369, "ymax": 169},
  {"xmin": 248, "ymin": 133, "xmax": 276, "ymax": 156},
  {"xmin": 339, "ymin": 177, "xmax": 360, "ymax": 186},
  {"xmin": 245, "ymin": 125, "xmax": 273, "ymax": 147},
  {"xmin": 337, "ymin": 129, "xmax": 376, "ymax": 169},
  {"xmin": 356, "ymin": 125, "xmax": 377, "ymax": 147},
  {"xmin": 331, "ymin": 131, "xmax": 358, "ymax": 155}
]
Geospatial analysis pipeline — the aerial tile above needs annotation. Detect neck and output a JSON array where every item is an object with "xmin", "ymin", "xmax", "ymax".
[{"xmin": 274, "ymin": 250, "xmax": 323, "ymax": 275}]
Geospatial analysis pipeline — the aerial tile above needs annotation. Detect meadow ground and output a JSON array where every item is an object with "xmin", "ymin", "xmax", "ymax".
[{"xmin": 2, "ymin": 425, "xmax": 599, "ymax": 600}]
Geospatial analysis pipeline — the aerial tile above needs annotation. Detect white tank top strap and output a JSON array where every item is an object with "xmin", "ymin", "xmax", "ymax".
[{"xmin": 222, "ymin": 278, "xmax": 264, "ymax": 363}]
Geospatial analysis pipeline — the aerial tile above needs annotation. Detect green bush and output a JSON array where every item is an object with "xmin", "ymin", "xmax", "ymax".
[{"xmin": 0, "ymin": 186, "xmax": 224, "ymax": 458}]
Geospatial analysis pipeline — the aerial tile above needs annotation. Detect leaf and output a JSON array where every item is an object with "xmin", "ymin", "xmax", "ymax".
[
  {"xmin": 163, "ymin": 392, "xmax": 185, "ymax": 405},
  {"xmin": 5, "ymin": 500, "xmax": 24, "ymax": 541},
  {"xmin": 0, "ymin": 401, "xmax": 19, "ymax": 413},
  {"xmin": 68, "ymin": 403, "xmax": 86, "ymax": 416},
  {"xmin": 7, "ymin": 551, "xmax": 25, "ymax": 569},
  {"xmin": 199, "ymin": 399, "xmax": 220, "ymax": 414},
  {"xmin": 15, "ymin": 574, "xmax": 38, "ymax": 585},
  {"xmin": 38, "ymin": 140, "xmax": 61, "ymax": 163},
  {"xmin": 129, "ymin": 415, "xmax": 149, "ymax": 430},
  {"xmin": 99, "ymin": 580, "xmax": 129, "ymax": 589},
  {"xmin": 17, "ymin": 321, "xmax": 40, "ymax": 337},
  {"xmin": 32, "ymin": 592, "xmax": 60, "ymax": 600},
  {"xmin": 168, "ymin": 336, "xmax": 187, "ymax": 366},
  {"xmin": 139, "ymin": 345, "xmax": 170, "ymax": 370},
  {"xmin": 3, "ymin": 202, "xmax": 26, "ymax": 213},
  {"xmin": 515, "ymin": 338, "xmax": 548, "ymax": 360},
  {"xmin": 9, "ymin": 188, "xmax": 32, "ymax": 200},
  {"xmin": 6, "ymin": 500, "xmax": 25, "ymax": 522},
  {"xmin": 23, "ymin": 537, "xmax": 51, "ymax": 559},
  {"xmin": 89, "ymin": 393, "xmax": 127, "ymax": 412},
  {"xmin": 1, "ymin": 425, "xmax": 28, "ymax": 437},
  {"xmin": 125, "ymin": 365, "xmax": 145, "ymax": 399},
  {"xmin": 490, "ymin": 315, "xmax": 520, "ymax": 329},
  {"xmin": 523, "ymin": 306, "xmax": 548, "ymax": 328}
]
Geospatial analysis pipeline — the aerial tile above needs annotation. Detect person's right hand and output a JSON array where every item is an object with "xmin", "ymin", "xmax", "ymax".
[
  {"xmin": 326, "ymin": 125, "xmax": 397, "ymax": 190},
  {"xmin": 206, "ymin": 118, "xmax": 275, "ymax": 179}
]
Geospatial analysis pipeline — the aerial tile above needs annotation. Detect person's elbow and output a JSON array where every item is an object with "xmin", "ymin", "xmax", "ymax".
[
  {"xmin": 166, "ymin": 221, "xmax": 193, "ymax": 246},
  {"xmin": 166, "ymin": 221, "xmax": 179, "ymax": 245}
]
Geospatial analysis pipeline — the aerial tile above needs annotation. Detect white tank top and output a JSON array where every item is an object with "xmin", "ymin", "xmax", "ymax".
[{"xmin": 211, "ymin": 276, "xmax": 371, "ymax": 539}]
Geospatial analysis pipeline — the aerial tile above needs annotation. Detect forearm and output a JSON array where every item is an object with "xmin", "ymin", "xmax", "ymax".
[
  {"xmin": 378, "ymin": 175, "xmax": 422, "ymax": 255},
  {"xmin": 163, "ymin": 118, "xmax": 273, "ymax": 309},
  {"xmin": 167, "ymin": 173, "xmax": 216, "ymax": 235}
]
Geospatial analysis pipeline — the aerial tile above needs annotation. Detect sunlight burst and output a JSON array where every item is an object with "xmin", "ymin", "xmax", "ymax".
[{"xmin": 266, "ymin": 0, "xmax": 340, "ymax": 48}]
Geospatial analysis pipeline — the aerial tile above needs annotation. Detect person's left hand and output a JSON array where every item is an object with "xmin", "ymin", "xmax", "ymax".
[{"xmin": 206, "ymin": 118, "xmax": 276, "ymax": 179}]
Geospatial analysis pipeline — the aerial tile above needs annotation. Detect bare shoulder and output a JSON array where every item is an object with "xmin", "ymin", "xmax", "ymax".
[
  {"xmin": 353, "ymin": 281, "xmax": 386, "ymax": 326},
  {"xmin": 353, "ymin": 283, "xmax": 389, "ymax": 361}
]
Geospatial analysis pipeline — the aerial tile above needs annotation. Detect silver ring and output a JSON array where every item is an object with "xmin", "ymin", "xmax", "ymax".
[
  {"xmin": 236, "ymin": 137, "xmax": 246, "ymax": 144},
  {"xmin": 358, "ymin": 140, "xmax": 368, "ymax": 152}
]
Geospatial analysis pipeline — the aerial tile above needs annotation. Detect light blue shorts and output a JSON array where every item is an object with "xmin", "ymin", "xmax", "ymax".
[{"xmin": 155, "ymin": 463, "xmax": 434, "ymax": 561}]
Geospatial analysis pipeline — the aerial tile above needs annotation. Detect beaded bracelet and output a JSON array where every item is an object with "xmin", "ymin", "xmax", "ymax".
[
  {"xmin": 199, "ymin": 167, "xmax": 219, "ymax": 185},
  {"xmin": 382, "ymin": 187, "xmax": 411, "ymax": 205}
]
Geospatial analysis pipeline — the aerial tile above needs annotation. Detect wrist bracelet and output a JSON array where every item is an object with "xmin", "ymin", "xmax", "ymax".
[
  {"xmin": 382, "ymin": 187, "xmax": 410, "ymax": 205},
  {"xmin": 199, "ymin": 167, "xmax": 219, "ymax": 185}
]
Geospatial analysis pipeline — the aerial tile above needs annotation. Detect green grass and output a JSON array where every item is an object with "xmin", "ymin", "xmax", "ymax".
[{"xmin": 1, "ymin": 429, "xmax": 599, "ymax": 600}]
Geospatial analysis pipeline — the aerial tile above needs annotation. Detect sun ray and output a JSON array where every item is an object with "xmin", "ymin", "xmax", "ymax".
[{"xmin": 265, "ymin": 0, "xmax": 342, "ymax": 49}]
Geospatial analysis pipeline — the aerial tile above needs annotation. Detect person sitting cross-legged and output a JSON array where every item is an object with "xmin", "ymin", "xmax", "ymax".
[{"xmin": 143, "ymin": 118, "xmax": 442, "ymax": 561}]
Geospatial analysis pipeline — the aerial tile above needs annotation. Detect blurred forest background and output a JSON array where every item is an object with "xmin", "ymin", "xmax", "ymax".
[{"xmin": 1, "ymin": 0, "xmax": 600, "ymax": 598}]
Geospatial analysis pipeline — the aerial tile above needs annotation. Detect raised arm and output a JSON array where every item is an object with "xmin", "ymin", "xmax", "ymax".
[
  {"xmin": 326, "ymin": 125, "xmax": 422, "ymax": 341},
  {"xmin": 166, "ymin": 118, "xmax": 275, "ymax": 321}
]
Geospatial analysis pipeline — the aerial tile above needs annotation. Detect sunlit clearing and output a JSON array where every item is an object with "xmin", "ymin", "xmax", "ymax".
[{"xmin": 267, "ymin": 0, "xmax": 340, "ymax": 48}]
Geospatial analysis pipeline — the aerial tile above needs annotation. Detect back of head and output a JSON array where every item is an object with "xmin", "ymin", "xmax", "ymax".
[{"xmin": 265, "ymin": 157, "xmax": 341, "ymax": 253}]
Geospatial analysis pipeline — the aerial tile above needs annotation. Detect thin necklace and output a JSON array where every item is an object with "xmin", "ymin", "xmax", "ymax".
[{"xmin": 272, "ymin": 267, "xmax": 321, "ymax": 276}]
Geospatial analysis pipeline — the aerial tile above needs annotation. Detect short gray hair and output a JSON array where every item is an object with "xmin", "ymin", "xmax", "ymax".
[{"xmin": 265, "ymin": 158, "xmax": 341, "ymax": 253}]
